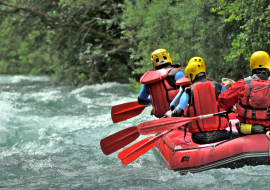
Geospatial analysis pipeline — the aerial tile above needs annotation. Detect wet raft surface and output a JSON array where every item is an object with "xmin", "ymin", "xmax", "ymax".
[{"xmin": 154, "ymin": 120, "xmax": 270, "ymax": 174}]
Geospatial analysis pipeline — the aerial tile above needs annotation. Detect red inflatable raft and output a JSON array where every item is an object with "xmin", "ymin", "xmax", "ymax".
[{"xmin": 152, "ymin": 119, "xmax": 270, "ymax": 174}]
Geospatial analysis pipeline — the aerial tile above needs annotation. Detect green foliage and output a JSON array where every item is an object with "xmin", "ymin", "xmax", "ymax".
[
  {"xmin": 0, "ymin": 0, "xmax": 135, "ymax": 86},
  {"xmin": 0, "ymin": 0, "xmax": 268, "ymax": 88},
  {"xmin": 216, "ymin": 0, "xmax": 270, "ymax": 62},
  {"xmin": 121, "ymin": 0, "xmax": 248, "ymax": 82}
]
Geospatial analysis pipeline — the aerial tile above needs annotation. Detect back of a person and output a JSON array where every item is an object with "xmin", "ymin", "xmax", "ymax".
[
  {"xmin": 237, "ymin": 76, "xmax": 270, "ymax": 127},
  {"xmin": 218, "ymin": 51, "xmax": 270, "ymax": 135},
  {"xmin": 183, "ymin": 62, "xmax": 229, "ymax": 144}
]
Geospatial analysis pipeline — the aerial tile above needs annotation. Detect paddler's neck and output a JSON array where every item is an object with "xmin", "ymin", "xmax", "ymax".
[
  {"xmin": 252, "ymin": 74, "xmax": 269, "ymax": 80},
  {"xmin": 192, "ymin": 75, "xmax": 207, "ymax": 84}
]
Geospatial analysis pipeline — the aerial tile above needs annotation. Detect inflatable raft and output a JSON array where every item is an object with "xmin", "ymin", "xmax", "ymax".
[{"xmin": 152, "ymin": 119, "xmax": 270, "ymax": 174}]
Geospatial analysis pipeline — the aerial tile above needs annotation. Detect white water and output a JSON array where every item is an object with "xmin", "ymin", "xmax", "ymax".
[{"xmin": 0, "ymin": 75, "xmax": 268, "ymax": 189}]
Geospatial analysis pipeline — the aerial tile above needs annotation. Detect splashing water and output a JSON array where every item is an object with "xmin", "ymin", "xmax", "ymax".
[{"xmin": 0, "ymin": 75, "xmax": 268, "ymax": 189}]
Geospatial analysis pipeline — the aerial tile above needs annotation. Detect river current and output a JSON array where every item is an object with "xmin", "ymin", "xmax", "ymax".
[{"xmin": 0, "ymin": 75, "xmax": 269, "ymax": 190}]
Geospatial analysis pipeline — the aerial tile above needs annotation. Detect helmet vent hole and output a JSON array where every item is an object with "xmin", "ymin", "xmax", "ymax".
[
  {"xmin": 163, "ymin": 56, "xmax": 167, "ymax": 60},
  {"xmin": 156, "ymin": 58, "xmax": 159, "ymax": 63}
]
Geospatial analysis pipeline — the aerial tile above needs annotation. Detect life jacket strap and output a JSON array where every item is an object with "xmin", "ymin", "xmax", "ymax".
[{"xmin": 190, "ymin": 85, "xmax": 202, "ymax": 132}]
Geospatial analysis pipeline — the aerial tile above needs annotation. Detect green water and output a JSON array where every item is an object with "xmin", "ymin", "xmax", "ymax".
[{"xmin": 0, "ymin": 75, "xmax": 269, "ymax": 190}]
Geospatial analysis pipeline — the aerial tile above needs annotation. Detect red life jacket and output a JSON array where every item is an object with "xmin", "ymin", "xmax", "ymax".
[
  {"xmin": 140, "ymin": 68, "xmax": 181, "ymax": 118},
  {"xmin": 236, "ymin": 77, "xmax": 270, "ymax": 123},
  {"xmin": 185, "ymin": 81, "xmax": 229, "ymax": 133}
]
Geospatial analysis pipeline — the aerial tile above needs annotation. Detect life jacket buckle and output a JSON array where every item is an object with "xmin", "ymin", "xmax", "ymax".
[{"xmin": 267, "ymin": 107, "xmax": 270, "ymax": 120}]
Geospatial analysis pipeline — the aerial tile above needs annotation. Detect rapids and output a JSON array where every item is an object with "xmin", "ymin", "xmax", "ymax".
[{"xmin": 0, "ymin": 75, "xmax": 268, "ymax": 189}]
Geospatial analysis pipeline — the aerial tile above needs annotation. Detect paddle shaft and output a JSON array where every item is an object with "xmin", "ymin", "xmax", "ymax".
[
  {"xmin": 119, "ymin": 110, "xmax": 233, "ymax": 165},
  {"xmin": 198, "ymin": 110, "xmax": 230, "ymax": 119},
  {"xmin": 138, "ymin": 110, "xmax": 232, "ymax": 135}
]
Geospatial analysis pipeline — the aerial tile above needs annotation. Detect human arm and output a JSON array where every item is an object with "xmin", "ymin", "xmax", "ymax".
[
  {"xmin": 169, "ymin": 86, "xmax": 184, "ymax": 110},
  {"xmin": 217, "ymin": 79, "xmax": 245, "ymax": 110},
  {"xmin": 138, "ymin": 84, "xmax": 152, "ymax": 106},
  {"xmin": 164, "ymin": 86, "xmax": 185, "ymax": 117},
  {"xmin": 169, "ymin": 91, "xmax": 189, "ymax": 117}
]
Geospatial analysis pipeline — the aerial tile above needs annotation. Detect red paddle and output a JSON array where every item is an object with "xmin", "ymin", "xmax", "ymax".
[
  {"xmin": 111, "ymin": 101, "xmax": 148, "ymax": 123},
  {"xmin": 117, "ymin": 110, "xmax": 233, "ymax": 165},
  {"xmin": 138, "ymin": 110, "xmax": 232, "ymax": 135},
  {"xmin": 118, "ymin": 131, "xmax": 169, "ymax": 165},
  {"xmin": 100, "ymin": 127, "xmax": 140, "ymax": 155}
]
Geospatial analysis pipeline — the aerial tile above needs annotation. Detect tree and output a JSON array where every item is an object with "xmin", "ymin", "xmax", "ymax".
[
  {"xmin": 121, "ymin": 0, "xmax": 247, "ymax": 83},
  {"xmin": 0, "ymin": 0, "xmax": 135, "ymax": 86},
  {"xmin": 216, "ymin": 0, "xmax": 270, "ymax": 61}
]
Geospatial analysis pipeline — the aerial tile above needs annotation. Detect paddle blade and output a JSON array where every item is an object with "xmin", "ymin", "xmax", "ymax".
[
  {"xmin": 100, "ymin": 127, "xmax": 140, "ymax": 155},
  {"xmin": 138, "ymin": 116, "xmax": 199, "ymax": 135},
  {"xmin": 111, "ymin": 101, "xmax": 147, "ymax": 123},
  {"xmin": 118, "ymin": 136, "xmax": 157, "ymax": 165}
]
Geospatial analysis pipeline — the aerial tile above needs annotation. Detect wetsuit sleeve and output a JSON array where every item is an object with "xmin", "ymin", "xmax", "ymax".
[
  {"xmin": 169, "ymin": 92, "xmax": 189, "ymax": 117},
  {"xmin": 169, "ymin": 86, "xmax": 183, "ymax": 110},
  {"xmin": 217, "ymin": 79, "xmax": 245, "ymax": 110},
  {"xmin": 174, "ymin": 71, "xmax": 185, "ymax": 81},
  {"xmin": 178, "ymin": 92, "xmax": 189, "ymax": 110},
  {"xmin": 138, "ymin": 84, "xmax": 152, "ymax": 106}
]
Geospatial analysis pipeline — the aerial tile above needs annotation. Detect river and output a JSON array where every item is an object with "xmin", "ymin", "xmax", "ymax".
[{"xmin": 0, "ymin": 75, "xmax": 268, "ymax": 190}]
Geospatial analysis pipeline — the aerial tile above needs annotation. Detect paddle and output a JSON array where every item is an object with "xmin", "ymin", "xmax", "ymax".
[
  {"xmin": 100, "ymin": 126, "xmax": 140, "ymax": 155},
  {"xmin": 118, "ymin": 110, "xmax": 233, "ymax": 165},
  {"xmin": 118, "ymin": 131, "xmax": 169, "ymax": 165},
  {"xmin": 111, "ymin": 101, "xmax": 148, "ymax": 123},
  {"xmin": 138, "ymin": 110, "xmax": 232, "ymax": 135}
]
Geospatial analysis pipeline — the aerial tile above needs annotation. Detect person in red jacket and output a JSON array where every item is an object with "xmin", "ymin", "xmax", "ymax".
[
  {"xmin": 170, "ymin": 62, "xmax": 229, "ymax": 144},
  {"xmin": 218, "ymin": 51, "xmax": 270, "ymax": 135},
  {"xmin": 138, "ymin": 49, "xmax": 184, "ymax": 118}
]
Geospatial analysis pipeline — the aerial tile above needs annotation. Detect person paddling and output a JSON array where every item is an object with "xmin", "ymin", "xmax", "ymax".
[
  {"xmin": 218, "ymin": 51, "xmax": 270, "ymax": 135},
  {"xmin": 169, "ymin": 62, "xmax": 229, "ymax": 144},
  {"xmin": 138, "ymin": 49, "xmax": 184, "ymax": 118},
  {"xmin": 188, "ymin": 57, "xmax": 214, "ymax": 81},
  {"xmin": 164, "ymin": 56, "xmax": 213, "ymax": 117}
]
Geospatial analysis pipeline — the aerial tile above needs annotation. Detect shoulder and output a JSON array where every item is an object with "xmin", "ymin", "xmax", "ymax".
[
  {"xmin": 214, "ymin": 81, "xmax": 222, "ymax": 88},
  {"xmin": 185, "ymin": 86, "xmax": 191, "ymax": 95},
  {"xmin": 168, "ymin": 68, "xmax": 182, "ymax": 76},
  {"xmin": 206, "ymin": 77, "xmax": 215, "ymax": 82}
]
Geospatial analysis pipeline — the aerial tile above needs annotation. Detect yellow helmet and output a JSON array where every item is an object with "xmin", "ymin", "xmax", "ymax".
[
  {"xmin": 151, "ymin": 49, "xmax": 172, "ymax": 69},
  {"xmin": 185, "ymin": 62, "xmax": 206, "ymax": 82},
  {"xmin": 250, "ymin": 51, "xmax": 270, "ymax": 71},
  {"xmin": 188, "ymin": 57, "xmax": 206, "ymax": 72}
]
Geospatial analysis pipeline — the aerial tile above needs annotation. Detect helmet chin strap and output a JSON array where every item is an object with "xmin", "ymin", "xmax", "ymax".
[{"xmin": 252, "ymin": 68, "xmax": 270, "ymax": 76}]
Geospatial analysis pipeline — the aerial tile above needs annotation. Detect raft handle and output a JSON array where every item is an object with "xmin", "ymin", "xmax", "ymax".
[{"xmin": 181, "ymin": 156, "xmax": 190, "ymax": 162}]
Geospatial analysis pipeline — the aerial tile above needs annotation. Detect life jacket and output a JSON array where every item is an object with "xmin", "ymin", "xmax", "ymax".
[
  {"xmin": 140, "ymin": 68, "xmax": 181, "ymax": 118},
  {"xmin": 236, "ymin": 76, "xmax": 270, "ymax": 123},
  {"xmin": 185, "ymin": 81, "xmax": 229, "ymax": 133}
]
